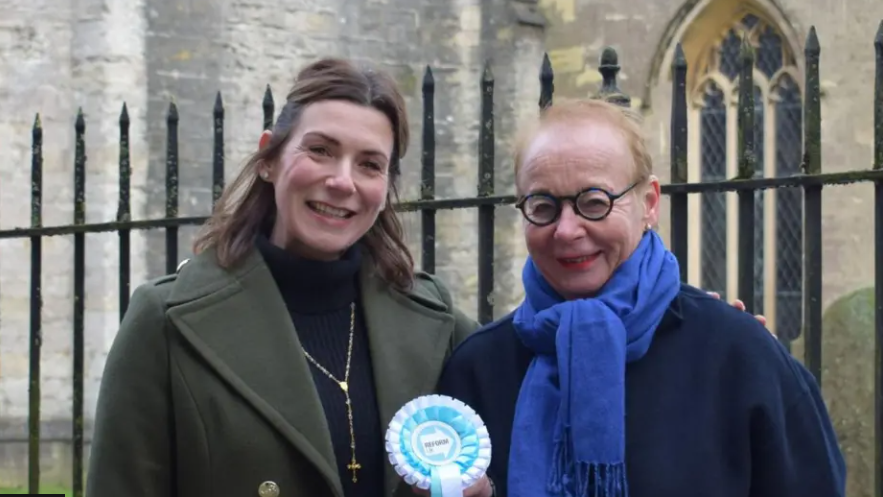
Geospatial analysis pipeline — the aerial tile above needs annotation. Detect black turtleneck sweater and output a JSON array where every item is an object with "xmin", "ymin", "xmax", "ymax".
[{"xmin": 256, "ymin": 236, "xmax": 385, "ymax": 497}]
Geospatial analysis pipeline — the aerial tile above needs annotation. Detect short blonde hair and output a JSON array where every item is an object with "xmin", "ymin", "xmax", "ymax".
[{"xmin": 513, "ymin": 98, "xmax": 652, "ymax": 192}]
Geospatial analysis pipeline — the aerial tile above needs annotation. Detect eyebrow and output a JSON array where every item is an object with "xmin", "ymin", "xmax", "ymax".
[
  {"xmin": 524, "ymin": 181, "xmax": 618, "ymax": 197},
  {"xmin": 302, "ymin": 131, "xmax": 389, "ymax": 161}
]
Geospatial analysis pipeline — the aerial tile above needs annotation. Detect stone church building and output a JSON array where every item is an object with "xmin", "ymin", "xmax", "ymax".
[{"xmin": 0, "ymin": 0, "xmax": 880, "ymax": 490}]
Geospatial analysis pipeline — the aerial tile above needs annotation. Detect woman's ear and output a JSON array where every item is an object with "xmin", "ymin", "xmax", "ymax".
[
  {"xmin": 258, "ymin": 130, "xmax": 273, "ymax": 150},
  {"xmin": 256, "ymin": 131, "xmax": 275, "ymax": 181},
  {"xmin": 642, "ymin": 175, "xmax": 661, "ymax": 228}
]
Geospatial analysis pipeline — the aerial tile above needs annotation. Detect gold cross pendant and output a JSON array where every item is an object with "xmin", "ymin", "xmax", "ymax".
[{"xmin": 347, "ymin": 457, "xmax": 361, "ymax": 483}]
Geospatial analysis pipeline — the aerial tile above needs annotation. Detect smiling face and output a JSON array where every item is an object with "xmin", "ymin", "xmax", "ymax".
[
  {"xmin": 260, "ymin": 99, "xmax": 394, "ymax": 260},
  {"xmin": 517, "ymin": 115, "xmax": 660, "ymax": 299}
]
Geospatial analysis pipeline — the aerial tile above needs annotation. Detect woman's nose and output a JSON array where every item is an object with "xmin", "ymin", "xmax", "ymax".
[
  {"xmin": 553, "ymin": 204, "xmax": 586, "ymax": 241},
  {"xmin": 325, "ymin": 163, "xmax": 357, "ymax": 194}
]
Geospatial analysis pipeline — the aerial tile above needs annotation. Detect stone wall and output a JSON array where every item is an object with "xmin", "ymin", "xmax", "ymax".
[{"xmin": 0, "ymin": 0, "xmax": 150, "ymax": 486}]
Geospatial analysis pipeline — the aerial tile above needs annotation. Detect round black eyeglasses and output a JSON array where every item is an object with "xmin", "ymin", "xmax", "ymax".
[{"xmin": 515, "ymin": 183, "xmax": 639, "ymax": 226}]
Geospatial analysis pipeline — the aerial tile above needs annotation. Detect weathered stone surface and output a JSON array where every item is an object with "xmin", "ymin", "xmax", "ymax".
[
  {"xmin": 0, "ymin": 0, "xmax": 150, "ymax": 486},
  {"xmin": 790, "ymin": 287, "xmax": 875, "ymax": 497}
]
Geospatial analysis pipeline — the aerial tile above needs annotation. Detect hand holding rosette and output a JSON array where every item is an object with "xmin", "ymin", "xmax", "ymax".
[{"xmin": 385, "ymin": 395, "xmax": 492, "ymax": 497}]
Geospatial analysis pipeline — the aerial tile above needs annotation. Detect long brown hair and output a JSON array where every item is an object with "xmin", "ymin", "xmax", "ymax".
[{"xmin": 192, "ymin": 58, "xmax": 414, "ymax": 290}]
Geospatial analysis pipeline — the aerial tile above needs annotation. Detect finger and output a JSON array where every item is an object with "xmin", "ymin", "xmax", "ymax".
[
  {"xmin": 462, "ymin": 476, "xmax": 491, "ymax": 497},
  {"xmin": 403, "ymin": 478, "xmax": 430, "ymax": 496},
  {"xmin": 731, "ymin": 299, "xmax": 746, "ymax": 311},
  {"xmin": 755, "ymin": 314, "xmax": 767, "ymax": 327},
  {"xmin": 708, "ymin": 291, "xmax": 720, "ymax": 300}
]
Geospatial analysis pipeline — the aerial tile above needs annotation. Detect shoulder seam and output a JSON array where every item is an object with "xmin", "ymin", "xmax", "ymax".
[
  {"xmin": 453, "ymin": 311, "xmax": 516, "ymax": 350},
  {"xmin": 415, "ymin": 271, "xmax": 453, "ymax": 309}
]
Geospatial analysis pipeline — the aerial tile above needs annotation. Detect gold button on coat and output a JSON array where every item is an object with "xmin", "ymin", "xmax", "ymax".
[{"xmin": 258, "ymin": 480, "xmax": 279, "ymax": 497}]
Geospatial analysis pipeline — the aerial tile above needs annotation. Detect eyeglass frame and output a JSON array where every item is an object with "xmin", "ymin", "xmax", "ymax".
[{"xmin": 514, "ymin": 182, "xmax": 640, "ymax": 226}]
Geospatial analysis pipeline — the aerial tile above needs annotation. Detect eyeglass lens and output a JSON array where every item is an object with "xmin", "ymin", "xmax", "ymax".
[{"xmin": 521, "ymin": 189, "xmax": 613, "ymax": 224}]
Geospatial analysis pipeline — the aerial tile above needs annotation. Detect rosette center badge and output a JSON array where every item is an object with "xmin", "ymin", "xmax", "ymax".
[
  {"xmin": 411, "ymin": 421, "xmax": 461, "ymax": 465},
  {"xmin": 385, "ymin": 395, "xmax": 492, "ymax": 497}
]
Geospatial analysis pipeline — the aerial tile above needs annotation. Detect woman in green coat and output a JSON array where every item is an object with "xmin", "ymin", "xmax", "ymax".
[{"xmin": 85, "ymin": 58, "xmax": 480, "ymax": 497}]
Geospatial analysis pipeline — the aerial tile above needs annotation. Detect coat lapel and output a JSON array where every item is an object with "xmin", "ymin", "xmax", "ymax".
[
  {"xmin": 165, "ymin": 249, "xmax": 343, "ymax": 497},
  {"xmin": 359, "ymin": 267, "xmax": 456, "ymax": 496}
]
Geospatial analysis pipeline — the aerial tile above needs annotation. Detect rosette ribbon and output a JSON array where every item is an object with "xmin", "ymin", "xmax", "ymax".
[{"xmin": 385, "ymin": 395, "xmax": 492, "ymax": 497}]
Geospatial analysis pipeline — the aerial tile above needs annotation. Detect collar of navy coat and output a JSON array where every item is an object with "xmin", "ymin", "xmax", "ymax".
[{"xmin": 165, "ymin": 248, "xmax": 456, "ymax": 497}]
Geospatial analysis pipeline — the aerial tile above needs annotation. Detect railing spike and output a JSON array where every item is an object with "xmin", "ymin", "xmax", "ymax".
[
  {"xmin": 482, "ymin": 60, "xmax": 494, "ymax": 82},
  {"xmin": 673, "ymin": 43, "xmax": 686, "ymax": 69},
  {"xmin": 539, "ymin": 53, "xmax": 554, "ymax": 109},
  {"xmin": 806, "ymin": 25, "xmax": 820, "ymax": 54},
  {"xmin": 423, "ymin": 65, "xmax": 434, "ymax": 88},
  {"xmin": 597, "ymin": 47, "xmax": 630, "ymax": 107}
]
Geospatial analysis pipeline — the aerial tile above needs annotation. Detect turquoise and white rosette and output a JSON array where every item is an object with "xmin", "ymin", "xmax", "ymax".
[{"xmin": 385, "ymin": 394, "xmax": 492, "ymax": 497}]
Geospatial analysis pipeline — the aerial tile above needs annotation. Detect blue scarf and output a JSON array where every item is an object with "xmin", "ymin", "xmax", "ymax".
[{"xmin": 509, "ymin": 231, "xmax": 681, "ymax": 497}]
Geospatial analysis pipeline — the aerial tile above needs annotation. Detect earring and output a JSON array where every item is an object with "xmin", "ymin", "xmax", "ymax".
[
  {"xmin": 645, "ymin": 224, "xmax": 652, "ymax": 232},
  {"xmin": 260, "ymin": 170, "xmax": 269, "ymax": 180}
]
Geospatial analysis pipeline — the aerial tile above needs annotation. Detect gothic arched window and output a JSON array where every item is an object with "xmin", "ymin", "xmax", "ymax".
[{"xmin": 688, "ymin": 13, "xmax": 803, "ymax": 340}]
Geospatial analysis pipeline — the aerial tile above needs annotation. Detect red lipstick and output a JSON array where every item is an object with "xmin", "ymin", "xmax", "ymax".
[{"xmin": 556, "ymin": 253, "xmax": 600, "ymax": 270}]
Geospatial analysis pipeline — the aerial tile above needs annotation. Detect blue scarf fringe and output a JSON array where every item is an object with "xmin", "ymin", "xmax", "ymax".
[{"xmin": 547, "ymin": 427, "xmax": 628, "ymax": 497}]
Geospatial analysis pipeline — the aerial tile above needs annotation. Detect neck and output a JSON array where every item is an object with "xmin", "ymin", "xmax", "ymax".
[
  {"xmin": 269, "ymin": 223, "xmax": 342, "ymax": 261},
  {"xmin": 256, "ymin": 234, "xmax": 362, "ymax": 313}
]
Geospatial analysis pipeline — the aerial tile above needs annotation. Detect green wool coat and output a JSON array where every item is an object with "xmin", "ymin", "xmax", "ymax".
[{"xmin": 85, "ymin": 247, "xmax": 479, "ymax": 497}]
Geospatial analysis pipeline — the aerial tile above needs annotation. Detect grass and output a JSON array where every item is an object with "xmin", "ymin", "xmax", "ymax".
[{"xmin": 0, "ymin": 485, "xmax": 72, "ymax": 495}]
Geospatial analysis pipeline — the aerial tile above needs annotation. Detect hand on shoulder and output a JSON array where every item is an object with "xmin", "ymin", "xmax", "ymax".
[{"xmin": 706, "ymin": 291, "xmax": 769, "ymax": 331}]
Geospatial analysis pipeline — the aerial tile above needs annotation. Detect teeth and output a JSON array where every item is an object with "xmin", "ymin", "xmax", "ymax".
[
  {"xmin": 309, "ymin": 202, "xmax": 351, "ymax": 218},
  {"xmin": 563, "ymin": 256, "xmax": 591, "ymax": 263}
]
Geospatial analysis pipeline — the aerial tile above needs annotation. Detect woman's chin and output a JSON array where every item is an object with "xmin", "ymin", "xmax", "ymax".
[{"xmin": 541, "ymin": 266, "xmax": 609, "ymax": 300}]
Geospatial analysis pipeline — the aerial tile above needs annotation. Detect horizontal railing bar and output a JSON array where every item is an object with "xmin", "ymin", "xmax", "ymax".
[
  {"xmin": 398, "ymin": 195, "xmax": 518, "ymax": 212},
  {"xmin": 402, "ymin": 168, "xmax": 883, "ymax": 210},
  {"xmin": 662, "ymin": 169, "xmax": 883, "ymax": 194},
  {"xmin": 0, "ymin": 217, "xmax": 208, "ymax": 238},
  {"xmin": 1, "ymin": 168, "xmax": 881, "ymax": 239},
  {"xmin": 0, "ymin": 436, "xmax": 93, "ymax": 444}
]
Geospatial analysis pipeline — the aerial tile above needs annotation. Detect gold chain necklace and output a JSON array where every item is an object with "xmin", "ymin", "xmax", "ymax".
[{"xmin": 302, "ymin": 302, "xmax": 361, "ymax": 483}]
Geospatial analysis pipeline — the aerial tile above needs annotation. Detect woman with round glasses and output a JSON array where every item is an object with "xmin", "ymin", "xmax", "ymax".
[{"xmin": 437, "ymin": 98, "xmax": 846, "ymax": 497}]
